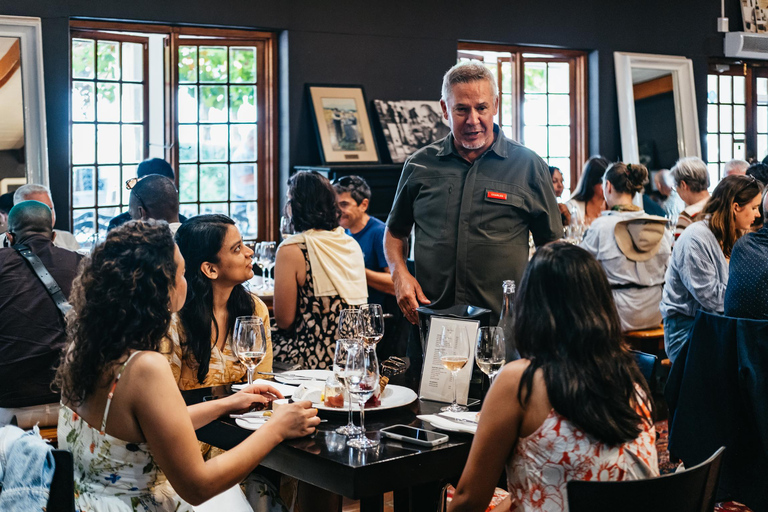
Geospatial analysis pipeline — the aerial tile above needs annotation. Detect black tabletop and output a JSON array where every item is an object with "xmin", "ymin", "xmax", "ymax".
[{"xmin": 182, "ymin": 385, "xmax": 476, "ymax": 501}]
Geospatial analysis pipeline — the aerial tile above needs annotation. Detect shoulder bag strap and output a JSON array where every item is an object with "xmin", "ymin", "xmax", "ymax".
[{"xmin": 13, "ymin": 243, "xmax": 72, "ymax": 318}]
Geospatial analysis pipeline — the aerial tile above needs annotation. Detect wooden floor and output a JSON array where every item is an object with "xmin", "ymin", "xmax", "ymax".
[{"xmin": 342, "ymin": 492, "xmax": 395, "ymax": 512}]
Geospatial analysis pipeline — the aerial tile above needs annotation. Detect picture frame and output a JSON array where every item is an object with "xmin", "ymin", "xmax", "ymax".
[
  {"xmin": 741, "ymin": 0, "xmax": 768, "ymax": 33},
  {"xmin": 373, "ymin": 99, "xmax": 450, "ymax": 163},
  {"xmin": 307, "ymin": 84, "xmax": 379, "ymax": 164}
]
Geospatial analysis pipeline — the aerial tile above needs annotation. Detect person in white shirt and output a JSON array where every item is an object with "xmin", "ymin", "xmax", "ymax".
[{"xmin": 8, "ymin": 184, "xmax": 80, "ymax": 251}]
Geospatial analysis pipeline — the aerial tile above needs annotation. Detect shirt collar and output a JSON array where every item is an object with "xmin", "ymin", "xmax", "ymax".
[{"xmin": 436, "ymin": 124, "xmax": 507, "ymax": 159}]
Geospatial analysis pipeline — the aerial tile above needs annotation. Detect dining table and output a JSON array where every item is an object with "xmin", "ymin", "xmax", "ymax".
[{"xmin": 182, "ymin": 383, "xmax": 479, "ymax": 512}]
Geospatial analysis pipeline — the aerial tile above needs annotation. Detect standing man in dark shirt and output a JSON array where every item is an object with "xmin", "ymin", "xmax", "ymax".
[{"xmin": 0, "ymin": 201, "xmax": 83, "ymax": 426}]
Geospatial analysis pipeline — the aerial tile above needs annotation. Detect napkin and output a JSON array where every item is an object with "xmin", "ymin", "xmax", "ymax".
[
  {"xmin": 292, "ymin": 382, "xmax": 324, "ymax": 403},
  {"xmin": 231, "ymin": 379, "xmax": 299, "ymax": 397},
  {"xmin": 418, "ymin": 412, "xmax": 479, "ymax": 434}
]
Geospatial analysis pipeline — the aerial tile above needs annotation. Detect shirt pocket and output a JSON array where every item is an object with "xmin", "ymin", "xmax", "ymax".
[
  {"xmin": 478, "ymin": 184, "xmax": 527, "ymax": 239},
  {"xmin": 413, "ymin": 177, "xmax": 460, "ymax": 239}
]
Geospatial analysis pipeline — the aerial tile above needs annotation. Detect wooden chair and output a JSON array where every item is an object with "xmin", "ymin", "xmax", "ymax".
[
  {"xmin": 624, "ymin": 324, "xmax": 665, "ymax": 356},
  {"xmin": 567, "ymin": 446, "xmax": 725, "ymax": 512}
]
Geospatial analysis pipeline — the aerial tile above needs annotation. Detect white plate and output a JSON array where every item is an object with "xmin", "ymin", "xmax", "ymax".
[
  {"xmin": 315, "ymin": 384, "xmax": 418, "ymax": 413},
  {"xmin": 235, "ymin": 417, "xmax": 268, "ymax": 431},
  {"xmin": 274, "ymin": 369, "xmax": 334, "ymax": 386}
]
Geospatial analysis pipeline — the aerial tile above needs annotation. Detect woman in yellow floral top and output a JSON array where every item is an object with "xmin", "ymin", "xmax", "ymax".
[{"xmin": 162, "ymin": 214, "xmax": 273, "ymax": 390}]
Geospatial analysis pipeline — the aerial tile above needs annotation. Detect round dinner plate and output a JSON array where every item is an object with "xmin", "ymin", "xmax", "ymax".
[{"xmin": 315, "ymin": 384, "xmax": 418, "ymax": 413}]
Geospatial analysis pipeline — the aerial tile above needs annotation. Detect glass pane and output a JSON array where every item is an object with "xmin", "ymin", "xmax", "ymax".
[
  {"xmin": 523, "ymin": 94, "xmax": 547, "ymax": 126},
  {"xmin": 122, "ymin": 84, "xmax": 143, "ymax": 123},
  {"xmin": 200, "ymin": 202, "xmax": 228, "ymax": 215},
  {"xmin": 706, "ymin": 134, "xmax": 719, "ymax": 163},
  {"xmin": 734, "ymin": 76, "xmax": 746, "ymax": 104},
  {"xmin": 719, "ymin": 105, "xmax": 732, "ymax": 133},
  {"xmin": 547, "ymin": 62, "xmax": 569, "ymax": 94},
  {"xmin": 758, "ymin": 106, "xmax": 768, "ymax": 134},
  {"xmin": 548, "ymin": 126, "xmax": 570, "ymax": 157},
  {"xmin": 759, "ymin": 135, "xmax": 768, "ymax": 163},
  {"xmin": 719, "ymin": 134, "xmax": 733, "ymax": 162},
  {"xmin": 72, "ymin": 167, "xmax": 95, "ymax": 208},
  {"xmin": 122, "ymin": 125, "xmax": 144, "ymax": 163},
  {"xmin": 178, "ymin": 86, "xmax": 198, "ymax": 124},
  {"xmin": 707, "ymin": 163, "xmax": 721, "ymax": 190},
  {"xmin": 230, "ymin": 125, "xmax": 257, "ymax": 162},
  {"xmin": 178, "ymin": 125, "xmax": 199, "ymax": 163},
  {"xmin": 718, "ymin": 76, "xmax": 732, "ymax": 104},
  {"xmin": 200, "ymin": 125, "xmax": 228, "ymax": 162},
  {"xmin": 500, "ymin": 94, "xmax": 512, "ymax": 126},
  {"xmin": 122, "ymin": 165, "xmax": 137, "ymax": 204},
  {"xmin": 98, "ymin": 207, "xmax": 120, "ymax": 235},
  {"xmin": 231, "ymin": 202, "xmax": 258, "ymax": 239},
  {"xmin": 200, "ymin": 164, "xmax": 228, "ymax": 201},
  {"xmin": 230, "ymin": 47, "xmax": 256, "ymax": 83},
  {"xmin": 501, "ymin": 60, "xmax": 512, "ymax": 93},
  {"xmin": 98, "ymin": 124, "xmax": 121, "ymax": 164},
  {"xmin": 73, "ymin": 209, "xmax": 96, "ymax": 245},
  {"xmin": 759, "ymin": 78, "xmax": 768, "ymax": 105},
  {"xmin": 72, "ymin": 124, "xmax": 96, "ymax": 165},
  {"xmin": 72, "ymin": 82, "xmax": 94, "ymax": 122},
  {"xmin": 97, "ymin": 40, "xmax": 120, "ymax": 81},
  {"xmin": 72, "ymin": 39, "xmax": 95, "ymax": 79},
  {"xmin": 230, "ymin": 86, "xmax": 257, "ymax": 122},
  {"xmin": 548, "ymin": 95, "xmax": 570, "ymax": 125},
  {"xmin": 501, "ymin": 125, "xmax": 514, "ymax": 139},
  {"xmin": 97, "ymin": 166, "xmax": 121, "ymax": 206},
  {"xmin": 122, "ymin": 42, "xmax": 143, "ymax": 82},
  {"xmin": 200, "ymin": 85, "xmax": 228, "ymax": 122},
  {"xmin": 523, "ymin": 125, "xmax": 548, "ymax": 157},
  {"xmin": 734, "ymin": 138, "xmax": 746, "ymax": 160},
  {"xmin": 97, "ymin": 83, "xmax": 120, "ymax": 122},
  {"xmin": 707, "ymin": 75, "xmax": 718, "ymax": 104},
  {"xmin": 199, "ymin": 46, "xmax": 227, "ymax": 83},
  {"xmin": 180, "ymin": 203, "xmax": 199, "ymax": 219},
  {"xmin": 178, "ymin": 46, "xmax": 198, "ymax": 83},
  {"xmin": 524, "ymin": 62, "xmax": 546, "ymax": 93},
  {"xmin": 231, "ymin": 163, "xmax": 257, "ymax": 200},
  {"xmin": 734, "ymin": 105, "xmax": 746, "ymax": 133},
  {"xmin": 707, "ymin": 104, "xmax": 719, "ymax": 134},
  {"xmin": 179, "ymin": 164, "xmax": 198, "ymax": 202}
]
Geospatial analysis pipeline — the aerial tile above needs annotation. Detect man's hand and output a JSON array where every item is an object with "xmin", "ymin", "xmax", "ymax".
[{"xmin": 392, "ymin": 267, "xmax": 430, "ymax": 324}]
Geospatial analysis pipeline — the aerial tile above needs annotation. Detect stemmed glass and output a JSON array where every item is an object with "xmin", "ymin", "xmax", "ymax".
[
  {"xmin": 437, "ymin": 325, "xmax": 470, "ymax": 413},
  {"xmin": 260, "ymin": 241, "xmax": 277, "ymax": 289},
  {"xmin": 338, "ymin": 308, "xmax": 362, "ymax": 340},
  {"xmin": 345, "ymin": 341, "xmax": 380, "ymax": 449},
  {"xmin": 359, "ymin": 304, "xmax": 385, "ymax": 346},
  {"xmin": 280, "ymin": 215, "xmax": 294, "ymax": 240},
  {"xmin": 250, "ymin": 242, "xmax": 266, "ymax": 290},
  {"xmin": 231, "ymin": 316, "xmax": 266, "ymax": 386},
  {"xmin": 475, "ymin": 326, "xmax": 506, "ymax": 386},
  {"xmin": 333, "ymin": 338, "xmax": 361, "ymax": 437}
]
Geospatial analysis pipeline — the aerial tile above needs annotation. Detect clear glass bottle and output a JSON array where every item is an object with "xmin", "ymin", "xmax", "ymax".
[{"xmin": 498, "ymin": 280, "xmax": 520, "ymax": 361}]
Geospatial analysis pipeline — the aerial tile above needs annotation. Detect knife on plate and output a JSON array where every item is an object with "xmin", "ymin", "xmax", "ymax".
[{"xmin": 436, "ymin": 413, "xmax": 478, "ymax": 425}]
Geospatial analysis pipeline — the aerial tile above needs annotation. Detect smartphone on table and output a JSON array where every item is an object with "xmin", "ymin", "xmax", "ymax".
[{"xmin": 380, "ymin": 424, "xmax": 450, "ymax": 447}]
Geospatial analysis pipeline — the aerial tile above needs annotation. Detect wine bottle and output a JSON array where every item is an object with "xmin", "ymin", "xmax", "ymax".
[{"xmin": 497, "ymin": 280, "xmax": 520, "ymax": 362}]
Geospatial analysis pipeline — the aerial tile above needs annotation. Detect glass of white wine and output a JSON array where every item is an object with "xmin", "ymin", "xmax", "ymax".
[
  {"xmin": 437, "ymin": 325, "xmax": 470, "ymax": 413},
  {"xmin": 359, "ymin": 304, "xmax": 384, "ymax": 346},
  {"xmin": 475, "ymin": 326, "xmax": 505, "ymax": 385},
  {"xmin": 232, "ymin": 316, "xmax": 266, "ymax": 386}
]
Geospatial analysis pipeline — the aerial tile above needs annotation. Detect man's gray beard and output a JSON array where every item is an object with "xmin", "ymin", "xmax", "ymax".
[{"xmin": 460, "ymin": 137, "xmax": 487, "ymax": 151}]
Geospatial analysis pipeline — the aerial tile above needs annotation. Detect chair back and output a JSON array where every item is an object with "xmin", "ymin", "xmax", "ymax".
[
  {"xmin": 631, "ymin": 349, "xmax": 658, "ymax": 389},
  {"xmin": 48, "ymin": 450, "xmax": 75, "ymax": 512},
  {"xmin": 566, "ymin": 446, "xmax": 725, "ymax": 512}
]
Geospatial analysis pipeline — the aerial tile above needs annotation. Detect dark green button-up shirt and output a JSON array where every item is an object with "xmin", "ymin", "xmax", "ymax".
[{"xmin": 387, "ymin": 126, "xmax": 563, "ymax": 321}]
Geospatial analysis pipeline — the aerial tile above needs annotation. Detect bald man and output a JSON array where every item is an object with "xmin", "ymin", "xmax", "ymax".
[
  {"xmin": 128, "ymin": 174, "xmax": 182, "ymax": 234},
  {"xmin": 0, "ymin": 200, "xmax": 83, "ymax": 426}
]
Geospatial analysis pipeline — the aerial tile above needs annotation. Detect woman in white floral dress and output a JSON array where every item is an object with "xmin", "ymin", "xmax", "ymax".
[{"xmin": 56, "ymin": 220, "xmax": 320, "ymax": 511}]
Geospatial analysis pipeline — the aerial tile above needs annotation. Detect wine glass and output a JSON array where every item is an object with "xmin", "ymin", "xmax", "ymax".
[
  {"xmin": 338, "ymin": 308, "xmax": 362, "ymax": 340},
  {"xmin": 333, "ymin": 338, "xmax": 362, "ymax": 437},
  {"xmin": 437, "ymin": 325, "xmax": 470, "ymax": 413},
  {"xmin": 475, "ymin": 326, "xmax": 505, "ymax": 386},
  {"xmin": 359, "ymin": 304, "xmax": 385, "ymax": 346},
  {"xmin": 251, "ymin": 242, "xmax": 266, "ymax": 290},
  {"xmin": 345, "ymin": 341, "xmax": 380, "ymax": 449},
  {"xmin": 232, "ymin": 316, "xmax": 266, "ymax": 386},
  {"xmin": 280, "ymin": 215, "xmax": 294, "ymax": 240},
  {"xmin": 260, "ymin": 241, "xmax": 277, "ymax": 289}
]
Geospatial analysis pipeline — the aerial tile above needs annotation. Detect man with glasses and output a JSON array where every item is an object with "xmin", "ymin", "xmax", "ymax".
[{"xmin": 128, "ymin": 174, "xmax": 183, "ymax": 234}]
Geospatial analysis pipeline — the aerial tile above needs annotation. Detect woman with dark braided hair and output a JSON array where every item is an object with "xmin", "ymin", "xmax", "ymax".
[
  {"xmin": 56, "ymin": 220, "xmax": 319, "ymax": 511},
  {"xmin": 448, "ymin": 243, "xmax": 657, "ymax": 512}
]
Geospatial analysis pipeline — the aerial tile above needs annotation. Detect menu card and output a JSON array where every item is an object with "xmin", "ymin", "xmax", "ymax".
[{"xmin": 419, "ymin": 317, "xmax": 478, "ymax": 405}]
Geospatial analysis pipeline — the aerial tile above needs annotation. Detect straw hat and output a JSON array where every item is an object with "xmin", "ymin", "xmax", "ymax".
[{"xmin": 614, "ymin": 215, "xmax": 668, "ymax": 262}]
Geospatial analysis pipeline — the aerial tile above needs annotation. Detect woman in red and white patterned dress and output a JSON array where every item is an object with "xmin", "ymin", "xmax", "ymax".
[{"xmin": 448, "ymin": 242, "xmax": 658, "ymax": 512}]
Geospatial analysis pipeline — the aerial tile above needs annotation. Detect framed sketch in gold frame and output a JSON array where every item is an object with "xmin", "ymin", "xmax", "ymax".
[{"xmin": 307, "ymin": 84, "xmax": 379, "ymax": 164}]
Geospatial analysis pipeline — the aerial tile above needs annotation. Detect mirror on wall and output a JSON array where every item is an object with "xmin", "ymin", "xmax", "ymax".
[
  {"xmin": 0, "ymin": 16, "xmax": 48, "ymax": 194},
  {"xmin": 614, "ymin": 52, "xmax": 700, "ymax": 168}
]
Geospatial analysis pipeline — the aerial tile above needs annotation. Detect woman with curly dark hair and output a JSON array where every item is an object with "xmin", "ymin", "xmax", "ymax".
[
  {"xmin": 273, "ymin": 170, "xmax": 367, "ymax": 369},
  {"xmin": 56, "ymin": 220, "xmax": 319, "ymax": 511},
  {"xmin": 448, "ymin": 243, "xmax": 658, "ymax": 512}
]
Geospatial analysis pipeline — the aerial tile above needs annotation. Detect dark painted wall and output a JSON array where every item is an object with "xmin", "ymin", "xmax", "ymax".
[{"xmin": 0, "ymin": 0, "xmax": 740, "ymax": 228}]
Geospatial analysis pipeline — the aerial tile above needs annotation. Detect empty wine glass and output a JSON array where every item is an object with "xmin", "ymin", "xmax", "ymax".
[
  {"xmin": 260, "ymin": 241, "xmax": 277, "ymax": 289},
  {"xmin": 232, "ymin": 316, "xmax": 266, "ymax": 386},
  {"xmin": 437, "ymin": 325, "xmax": 470, "ymax": 413},
  {"xmin": 476, "ymin": 326, "xmax": 505, "ymax": 385},
  {"xmin": 251, "ymin": 242, "xmax": 266, "ymax": 290},
  {"xmin": 280, "ymin": 215, "xmax": 294, "ymax": 240},
  {"xmin": 359, "ymin": 304, "xmax": 384, "ymax": 346},
  {"xmin": 333, "ymin": 338, "xmax": 361, "ymax": 437},
  {"xmin": 345, "ymin": 341, "xmax": 380, "ymax": 449},
  {"xmin": 338, "ymin": 308, "xmax": 362, "ymax": 340}
]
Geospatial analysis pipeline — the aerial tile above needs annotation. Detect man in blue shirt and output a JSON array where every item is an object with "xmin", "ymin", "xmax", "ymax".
[{"xmin": 333, "ymin": 175, "xmax": 394, "ymax": 306}]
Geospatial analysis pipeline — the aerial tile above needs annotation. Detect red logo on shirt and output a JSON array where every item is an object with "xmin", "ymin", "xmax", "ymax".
[{"xmin": 487, "ymin": 191, "xmax": 508, "ymax": 200}]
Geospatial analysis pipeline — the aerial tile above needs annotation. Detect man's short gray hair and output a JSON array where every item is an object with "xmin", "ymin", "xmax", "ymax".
[
  {"xmin": 441, "ymin": 60, "xmax": 498, "ymax": 102},
  {"xmin": 671, "ymin": 157, "xmax": 709, "ymax": 193},
  {"xmin": 14, "ymin": 184, "xmax": 53, "ymax": 205},
  {"xmin": 724, "ymin": 159, "xmax": 749, "ymax": 176}
]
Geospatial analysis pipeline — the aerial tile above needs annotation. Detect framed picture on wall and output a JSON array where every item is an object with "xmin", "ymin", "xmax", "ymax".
[
  {"xmin": 373, "ymin": 99, "xmax": 450, "ymax": 163},
  {"xmin": 741, "ymin": 0, "xmax": 768, "ymax": 32},
  {"xmin": 307, "ymin": 84, "xmax": 379, "ymax": 164}
]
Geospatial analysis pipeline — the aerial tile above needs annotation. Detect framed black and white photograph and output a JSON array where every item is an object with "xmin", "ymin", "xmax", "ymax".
[
  {"xmin": 373, "ymin": 99, "xmax": 450, "ymax": 163},
  {"xmin": 307, "ymin": 84, "xmax": 379, "ymax": 164}
]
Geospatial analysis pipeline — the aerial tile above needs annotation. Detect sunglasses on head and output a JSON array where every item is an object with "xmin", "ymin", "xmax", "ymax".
[{"xmin": 125, "ymin": 176, "xmax": 147, "ymax": 190}]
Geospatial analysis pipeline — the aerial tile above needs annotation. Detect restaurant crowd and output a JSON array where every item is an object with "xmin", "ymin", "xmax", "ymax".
[{"xmin": 1, "ymin": 59, "xmax": 767, "ymax": 511}]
